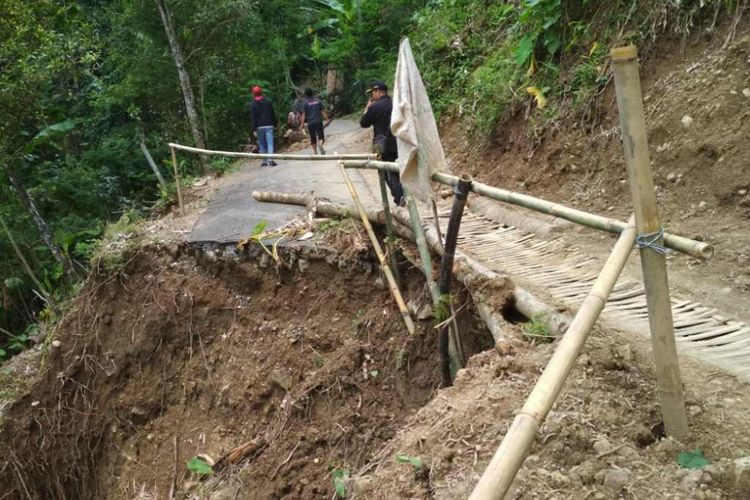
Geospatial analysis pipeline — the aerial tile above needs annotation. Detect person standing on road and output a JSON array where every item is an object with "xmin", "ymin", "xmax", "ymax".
[
  {"xmin": 250, "ymin": 85, "xmax": 277, "ymax": 167},
  {"xmin": 360, "ymin": 80, "xmax": 404, "ymax": 206},
  {"xmin": 300, "ymin": 87, "xmax": 330, "ymax": 155}
]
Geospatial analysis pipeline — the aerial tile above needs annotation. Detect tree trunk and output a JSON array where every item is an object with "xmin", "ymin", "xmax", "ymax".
[
  {"xmin": 4, "ymin": 165, "xmax": 79, "ymax": 282},
  {"xmin": 0, "ymin": 214, "xmax": 61, "ymax": 315},
  {"xmin": 155, "ymin": 0, "xmax": 208, "ymax": 171}
]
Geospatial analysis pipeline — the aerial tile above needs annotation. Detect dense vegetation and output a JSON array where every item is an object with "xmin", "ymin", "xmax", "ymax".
[{"xmin": 0, "ymin": 0, "xmax": 737, "ymax": 357}]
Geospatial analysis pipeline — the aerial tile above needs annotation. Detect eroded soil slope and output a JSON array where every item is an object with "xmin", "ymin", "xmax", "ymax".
[{"xmin": 0, "ymin": 242, "xmax": 493, "ymax": 499}]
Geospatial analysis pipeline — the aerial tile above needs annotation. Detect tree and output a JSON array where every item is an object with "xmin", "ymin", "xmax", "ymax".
[{"xmin": 155, "ymin": 0, "xmax": 207, "ymax": 166}]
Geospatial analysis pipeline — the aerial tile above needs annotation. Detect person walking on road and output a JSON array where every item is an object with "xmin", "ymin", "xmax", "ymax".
[
  {"xmin": 360, "ymin": 80, "xmax": 404, "ymax": 206},
  {"xmin": 300, "ymin": 88, "xmax": 330, "ymax": 155},
  {"xmin": 250, "ymin": 85, "xmax": 277, "ymax": 167}
]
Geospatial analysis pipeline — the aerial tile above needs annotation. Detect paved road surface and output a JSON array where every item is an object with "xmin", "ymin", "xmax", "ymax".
[{"xmin": 189, "ymin": 119, "xmax": 379, "ymax": 243}]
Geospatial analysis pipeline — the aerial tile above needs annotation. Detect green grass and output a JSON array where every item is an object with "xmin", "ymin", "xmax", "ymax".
[{"xmin": 521, "ymin": 314, "xmax": 554, "ymax": 344}]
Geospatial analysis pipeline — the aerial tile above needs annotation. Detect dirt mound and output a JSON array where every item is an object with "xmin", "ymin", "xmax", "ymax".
[
  {"xmin": 353, "ymin": 327, "xmax": 750, "ymax": 499},
  {"xmin": 0, "ymin": 242, "xmax": 494, "ymax": 499}
]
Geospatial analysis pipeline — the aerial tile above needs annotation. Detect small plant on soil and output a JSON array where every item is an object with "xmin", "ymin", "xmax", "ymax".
[
  {"xmin": 186, "ymin": 456, "xmax": 213, "ymax": 475},
  {"xmin": 396, "ymin": 454, "xmax": 424, "ymax": 476},
  {"xmin": 677, "ymin": 449, "xmax": 711, "ymax": 469},
  {"xmin": 396, "ymin": 348, "xmax": 409, "ymax": 370},
  {"xmin": 521, "ymin": 314, "xmax": 554, "ymax": 344},
  {"xmin": 313, "ymin": 355, "xmax": 324, "ymax": 368},
  {"xmin": 330, "ymin": 466, "xmax": 349, "ymax": 498}
]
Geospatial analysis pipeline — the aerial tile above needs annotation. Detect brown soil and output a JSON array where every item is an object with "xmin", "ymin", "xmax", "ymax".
[
  {"xmin": 353, "ymin": 325, "xmax": 750, "ymax": 499},
  {"xmin": 442, "ymin": 28, "xmax": 750, "ymax": 321},
  {"xmin": 0, "ymin": 230, "xmax": 495, "ymax": 499}
]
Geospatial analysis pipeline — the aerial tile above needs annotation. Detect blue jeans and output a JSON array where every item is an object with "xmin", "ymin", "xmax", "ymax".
[{"xmin": 257, "ymin": 126, "xmax": 274, "ymax": 158}]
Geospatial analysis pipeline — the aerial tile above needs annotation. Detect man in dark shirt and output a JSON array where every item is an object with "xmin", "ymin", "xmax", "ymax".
[
  {"xmin": 360, "ymin": 80, "xmax": 404, "ymax": 205},
  {"xmin": 249, "ymin": 85, "xmax": 277, "ymax": 167},
  {"xmin": 300, "ymin": 88, "xmax": 330, "ymax": 155}
]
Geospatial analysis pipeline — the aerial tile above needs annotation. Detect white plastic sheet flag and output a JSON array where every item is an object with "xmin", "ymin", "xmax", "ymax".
[{"xmin": 391, "ymin": 37, "xmax": 448, "ymax": 202}]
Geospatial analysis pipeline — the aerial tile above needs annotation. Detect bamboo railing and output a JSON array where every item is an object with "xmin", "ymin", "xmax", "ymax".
[
  {"xmin": 341, "ymin": 160, "xmax": 713, "ymax": 260},
  {"xmin": 168, "ymin": 142, "xmax": 374, "ymax": 161},
  {"xmin": 468, "ymin": 218, "xmax": 637, "ymax": 500}
]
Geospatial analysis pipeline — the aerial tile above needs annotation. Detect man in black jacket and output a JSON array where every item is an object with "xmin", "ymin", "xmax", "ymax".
[
  {"xmin": 359, "ymin": 81, "xmax": 404, "ymax": 205},
  {"xmin": 250, "ymin": 85, "xmax": 277, "ymax": 167}
]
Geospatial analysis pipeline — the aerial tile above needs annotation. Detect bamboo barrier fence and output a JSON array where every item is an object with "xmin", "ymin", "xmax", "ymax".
[
  {"xmin": 175, "ymin": 45, "xmax": 700, "ymax": 495},
  {"xmin": 468, "ymin": 217, "xmax": 637, "ymax": 500},
  {"xmin": 342, "ymin": 160, "xmax": 713, "ymax": 260},
  {"xmin": 612, "ymin": 45, "xmax": 688, "ymax": 438},
  {"xmin": 168, "ymin": 142, "xmax": 374, "ymax": 161}
]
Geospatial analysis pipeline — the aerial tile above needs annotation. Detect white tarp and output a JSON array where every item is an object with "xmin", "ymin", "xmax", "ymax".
[{"xmin": 391, "ymin": 37, "xmax": 448, "ymax": 202}]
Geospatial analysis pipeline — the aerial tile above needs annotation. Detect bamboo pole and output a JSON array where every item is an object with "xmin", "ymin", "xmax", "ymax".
[
  {"xmin": 337, "ymin": 163, "xmax": 415, "ymax": 335},
  {"xmin": 405, "ymin": 193, "xmax": 463, "ymax": 374},
  {"xmin": 437, "ymin": 174, "xmax": 472, "ymax": 386},
  {"xmin": 469, "ymin": 217, "xmax": 637, "ymax": 500},
  {"xmin": 170, "ymin": 146, "xmax": 184, "ymax": 214},
  {"xmin": 140, "ymin": 140, "xmax": 168, "ymax": 191},
  {"xmin": 0, "ymin": 215, "xmax": 61, "ymax": 315},
  {"xmin": 378, "ymin": 171, "xmax": 402, "ymax": 287},
  {"xmin": 168, "ymin": 142, "xmax": 374, "ymax": 161},
  {"xmin": 611, "ymin": 45, "xmax": 689, "ymax": 439},
  {"xmin": 342, "ymin": 160, "xmax": 713, "ymax": 260}
]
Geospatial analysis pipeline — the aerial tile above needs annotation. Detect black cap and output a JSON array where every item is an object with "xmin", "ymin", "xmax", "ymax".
[{"xmin": 366, "ymin": 80, "xmax": 388, "ymax": 93}]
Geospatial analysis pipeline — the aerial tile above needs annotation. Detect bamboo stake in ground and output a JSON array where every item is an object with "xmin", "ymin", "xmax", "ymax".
[
  {"xmin": 611, "ymin": 45, "xmax": 689, "ymax": 439},
  {"xmin": 377, "ymin": 171, "xmax": 402, "ymax": 287},
  {"xmin": 437, "ymin": 174, "xmax": 472, "ymax": 386},
  {"xmin": 140, "ymin": 140, "xmax": 168, "ymax": 192},
  {"xmin": 405, "ymin": 193, "xmax": 462, "ymax": 373},
  {"xmin": 170, "ymin": 146, "xmax": 184, "ymax": 214},
  {"xmin": 337, "ymin": 162, "xmax": 415, "ymax": 335},
  {"xmin": 469, "ymin": 217, "xmax": 637, "ymax": 500}
]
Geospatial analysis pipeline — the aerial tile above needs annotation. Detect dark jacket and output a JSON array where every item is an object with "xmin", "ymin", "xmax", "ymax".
[
  {"xmin": 360, "ymin": 95, "xmax": 397, "ymax": 157},
  {"xmin": 250, "ymin": 96, "xmax": 276, "ymax": 129}
]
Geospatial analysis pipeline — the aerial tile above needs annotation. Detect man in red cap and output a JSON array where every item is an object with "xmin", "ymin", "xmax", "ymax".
[{"xmin": 250, "ymin": 85, "xmax": 277, "ymax": 167}]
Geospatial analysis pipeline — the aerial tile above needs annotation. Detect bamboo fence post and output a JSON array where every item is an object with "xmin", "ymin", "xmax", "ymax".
[
  {"xmin": 611, "ymin": 45, "xmax": 689, "ymax": 439},
  {"xmin": 377, "ymin": 171, "xmax": 402, "ymax": 287},
  {"xmin": 437, "ymin": 174, "xmax": 472, "ymax": 386},
  {"xmin": 469, "ymin": 217, "xmax": 637, "ymax": 500},
  {"xmin": 338, "ymin": 163, "xmax": 415, "ymax": 335},
  {"xmin": 341, "ymin": 160, "xmax": 713, "ymax": 260},
  {"xmin": 139, "ymin": 140, "xmax": 168, "ymax": 191},
  {"xmin": 170, "ymin": 146, "xmax": 184, "ymax": 214},
  {"xmin": 405, "ymin": 193, "xmax": 463, "ymax": 373}
]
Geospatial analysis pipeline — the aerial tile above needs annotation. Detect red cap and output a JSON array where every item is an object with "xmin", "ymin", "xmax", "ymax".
[{"xmin": 251, "ymin": 85, "xmax": 262, "ymax": 96}]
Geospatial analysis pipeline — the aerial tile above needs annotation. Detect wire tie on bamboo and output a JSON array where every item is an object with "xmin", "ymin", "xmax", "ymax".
[{"xmin": 635, "ymin": 227, "xmax": 668, "ymax": 255}]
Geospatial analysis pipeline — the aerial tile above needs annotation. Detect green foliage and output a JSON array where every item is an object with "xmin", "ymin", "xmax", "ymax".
[
  {"xmin": 677, "ymin": 449, "xmax": 711, "ymax": 469},
  {"xmin": 406, "ymin": 0, "xmax": 735, "ymax": 138},
  {"xmin": 521, "ymin": 314, "xmax": 554, "ymax": 344},
  {"xmin": 331, "ymin": 467, "xmax": 349, "ymax": 498},
  {"xmin": 186, "ymin": 456, "xmax": 213, "ymax": 475},
  {"xmin": 396, "ymin": 453, "xmax": 424, "ymax": 473},
  {"xmin": 434, "ymin": 294, "xmax": 453, "ymax": 323},
  {"xmin": 396, "ymin": 348, "xmax": 409, "ymax": 370}
]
